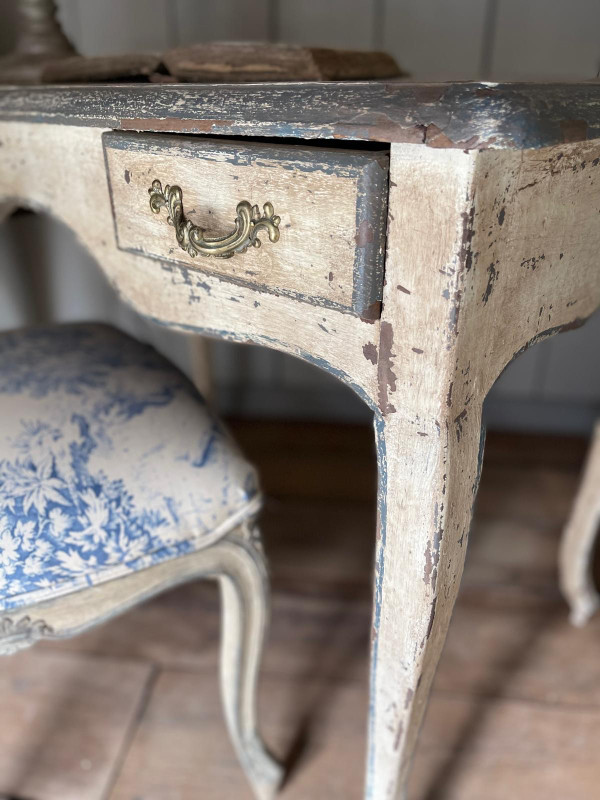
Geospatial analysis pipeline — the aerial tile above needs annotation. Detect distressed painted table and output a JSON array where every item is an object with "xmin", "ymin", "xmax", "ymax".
[{"xmin": 1, "ymin": 82, "xmax": 599, "ymax": 799}]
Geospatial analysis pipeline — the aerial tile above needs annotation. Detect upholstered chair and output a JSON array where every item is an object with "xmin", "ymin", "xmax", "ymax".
[
  {"xmin": 0, "ymin": 323, "xmax": 282, "ymax": 800},
  {"xmin": 560, "ymin": 421, "xmax": 600, "ymax": 626}
]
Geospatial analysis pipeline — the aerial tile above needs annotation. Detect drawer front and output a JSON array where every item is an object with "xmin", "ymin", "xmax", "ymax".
[{"xmin": 103, "ymin": 132, "xmax": 388, "ymax": 319}]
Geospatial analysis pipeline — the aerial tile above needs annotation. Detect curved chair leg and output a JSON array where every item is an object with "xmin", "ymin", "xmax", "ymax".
[
  {"xmin": 218, "ymin": 522, "xmax": 284, "ymax": 800},
  {"xmin": 0, "ymin": 523, "xmax": 283, "ymax": 798},
  {"xmin": 559, "ymin": 422, "xmax": 600, "ymax": 626}
]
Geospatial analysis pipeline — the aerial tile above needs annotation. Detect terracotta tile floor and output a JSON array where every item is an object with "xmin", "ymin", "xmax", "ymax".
[{"xmin": 1, "ymin": 422, "xmax": 599, "ymax": 800}]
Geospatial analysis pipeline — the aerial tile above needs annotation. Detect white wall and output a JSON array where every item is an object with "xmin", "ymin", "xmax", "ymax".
[{"xmin": 1, "ymin": 0, "xmax": 599, "ymax": 432}]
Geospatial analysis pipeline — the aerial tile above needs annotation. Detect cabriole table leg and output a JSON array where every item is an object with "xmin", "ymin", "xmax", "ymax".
[
  {"xmin": 365, "ymin": 139, "xmax": 600, "ymax": 799},
  {"xmin": 366, "ymin": 406, "xmax": 485, "ymax": 799}
]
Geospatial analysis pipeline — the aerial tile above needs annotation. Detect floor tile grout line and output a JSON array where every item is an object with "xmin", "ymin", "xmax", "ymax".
[{"xmin": 100, "ymin": 662, "xmax": 161, "ymax": 800}]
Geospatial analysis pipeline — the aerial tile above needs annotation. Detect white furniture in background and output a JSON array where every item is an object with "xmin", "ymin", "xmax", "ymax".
[{"xmin": 560, "ymin": 421, "xmax": 600, "ymax": 626}]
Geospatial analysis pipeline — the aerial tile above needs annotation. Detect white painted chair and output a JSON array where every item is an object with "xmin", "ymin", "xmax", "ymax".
[
  {"xmin": 0, "ymin": 322, "xmax": 282, "ymax": 800},
  {"xmin": 559, "ymin": 421, "xmax": 600, "ymax": 626}
]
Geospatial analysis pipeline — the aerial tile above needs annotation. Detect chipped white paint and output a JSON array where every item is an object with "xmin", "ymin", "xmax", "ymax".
[
  {"xmin": 104, "ymin": 131, "xmax": 387, "ymax": 316},
  {"xmin": 367, "ymin": 139, "xmax": 600, "ymax": 800},
  {"xmin": 0, "ymin": 122, "xmax": 380, "ymax": 406},
  {"xmin": 1, "ymin": 117, "xmax": 600, "ymax": 800}
]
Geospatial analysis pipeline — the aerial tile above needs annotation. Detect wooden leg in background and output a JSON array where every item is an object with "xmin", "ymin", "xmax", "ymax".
[
  {"xmin": 187, "ymin": 334, "xmax": 214, "ymax": 404},
  {"xmin": 365, "ymin": 406, "xmax": 485, "ymax": 800},
  {"xmin": 559, "ymin": 421, "xmax": 600, "ymax": 626},
  {"xmin": 218, "ymin": 524, "xmax": 284, "ymax": 800}
]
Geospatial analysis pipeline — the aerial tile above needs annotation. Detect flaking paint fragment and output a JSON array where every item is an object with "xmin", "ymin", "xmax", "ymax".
[
  {"xmin": 378, "ymin": 321, "xmax": 397, "ymax": 414},
  {"xmin": 363, "ymin": 342, "xmax": 378, "ymax": 365}
]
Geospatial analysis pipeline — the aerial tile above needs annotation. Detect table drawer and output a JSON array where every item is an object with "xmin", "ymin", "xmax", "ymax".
[{"xmin": 103, "ymin": 132, "xmax": 388, "ymax": 319}]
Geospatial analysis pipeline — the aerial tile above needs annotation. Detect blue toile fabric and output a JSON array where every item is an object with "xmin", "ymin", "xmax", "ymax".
[{"xmin": 0, "ymin": 324, "xmax": 260, "ymax": 611}]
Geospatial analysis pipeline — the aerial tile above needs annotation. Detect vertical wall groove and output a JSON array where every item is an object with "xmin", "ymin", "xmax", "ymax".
[
  {"xmin": 164, "ymin": 0, "xmax": 179, "ymax": 47},
  {"xmin": 371, "ymin": 0, "xmax": 386, "ymax": 50},
  {"xmin": 479, "ymin": 0, "xmax": 499, "ymax": 79},
  {"xmin": 267, "ymin": 0, "xmax": 279, "ymax": 42}
]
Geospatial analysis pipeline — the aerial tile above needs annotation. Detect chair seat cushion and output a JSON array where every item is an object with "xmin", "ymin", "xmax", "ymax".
[{"xmin": 0, "ymin": 324, "xmax": 259, "ymax": 611}]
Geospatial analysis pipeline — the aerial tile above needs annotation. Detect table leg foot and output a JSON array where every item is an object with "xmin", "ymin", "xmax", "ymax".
[{"xmin": 365, "ymin": 408, "xmax": 485, "ymax": 799}]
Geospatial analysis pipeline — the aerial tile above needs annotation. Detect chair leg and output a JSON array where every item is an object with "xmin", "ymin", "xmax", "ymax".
[
  {"xmin": 559, "ymin": 422, "xmax": 600, "ymax": 626},
  {"xmin": 218, "ymin": 522, "xmax": 283, "ymax": 800}
]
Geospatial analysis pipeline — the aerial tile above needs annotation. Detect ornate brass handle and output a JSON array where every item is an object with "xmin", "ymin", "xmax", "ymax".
[{"xmin": 148, "ymin": 179, "xmax": 280, "ymax": 260}]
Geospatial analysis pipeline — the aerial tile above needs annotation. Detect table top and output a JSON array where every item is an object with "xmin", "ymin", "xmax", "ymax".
[{"xmin": 1, "ymin": 81, "xmax": 600, "ymax": 150}]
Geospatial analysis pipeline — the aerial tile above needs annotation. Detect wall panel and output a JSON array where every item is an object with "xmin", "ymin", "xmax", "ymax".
[
  {"xmin": 382, "ymin": 0, "xmax": 488, "ymax": 79},
  {"xmin": 277, "ymin": 0, "xmax": 376, "ymax": 49},
  {"xmin": 55, "ymin": 0, "xmax": 81, "ymax": 50},
  {"xmin": 541, "ymin": 312, "xmax": 600, "ymax": 402},
  {"xmin": 491, "ymin": 0, "xmax": 600, "ymax": 80},
  {"xmin": 70, "ymin": 0, "xmax": 173, "ymax": 55},
  {"xmin": 173, "ymin": 0, "xmax": 270, "ymax": 46},
  {"xmin": 491, "ymin": 343, "xmax": 547, "ymax": 399}
]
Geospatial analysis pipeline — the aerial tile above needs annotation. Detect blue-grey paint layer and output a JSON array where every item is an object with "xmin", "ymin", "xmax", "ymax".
[{"xmin": 2, "ymin": 82, "xmax": 600, "ymax": 150}]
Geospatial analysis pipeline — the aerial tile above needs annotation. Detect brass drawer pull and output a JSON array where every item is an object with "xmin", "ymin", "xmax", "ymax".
[{"xmin": 148, "ymin": 179, "xmax": 280, "ymax": 260}]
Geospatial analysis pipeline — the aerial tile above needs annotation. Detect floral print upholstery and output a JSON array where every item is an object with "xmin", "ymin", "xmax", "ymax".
[{"xmin": 0, "ymin": 324, "xmax": 259, "ymax": 611}]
